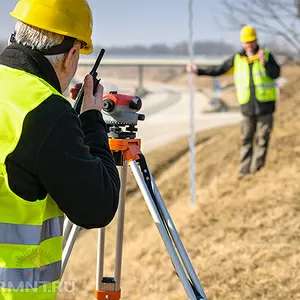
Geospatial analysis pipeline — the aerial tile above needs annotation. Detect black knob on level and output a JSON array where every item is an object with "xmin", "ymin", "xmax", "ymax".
[
  {"xmin": 138, "ymin": 114, "xmax": 145, "ymax": 121},
  {"xmin": 129, "ymin": 97, "xmax": 142, "ymax": 110},
  {"xmin": 102, "ymin": 98, "xmax": 115, "ymax": 112}
]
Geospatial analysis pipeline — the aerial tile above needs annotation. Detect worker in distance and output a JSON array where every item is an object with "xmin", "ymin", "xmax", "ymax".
[{"xmin": 187, "ymin": 25, "xmax": 280, "ymax": 180}]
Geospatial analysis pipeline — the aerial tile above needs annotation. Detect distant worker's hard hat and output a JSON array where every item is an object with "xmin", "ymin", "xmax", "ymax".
[
  {"xmin": 10, "ymin": 0, "xmax": 93, "ymax": 54},
  {"xmin": 240, "ymin": 25, "xmax": 257, "ymax": 43}
]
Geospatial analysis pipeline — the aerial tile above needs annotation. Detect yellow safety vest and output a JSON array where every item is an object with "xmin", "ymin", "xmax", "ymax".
[
  {"xmin": 0, "ymin": 65, "xmax": 67, "ymax": 299},
  {"xmin": 233, "ymin": 49, "xmax": 277, "ymax": 105}
]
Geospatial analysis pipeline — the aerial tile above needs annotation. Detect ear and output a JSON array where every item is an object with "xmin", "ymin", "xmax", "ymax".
[{"xmin": 62, "ymin": 46, "xmax": 78, "ymax": 73}]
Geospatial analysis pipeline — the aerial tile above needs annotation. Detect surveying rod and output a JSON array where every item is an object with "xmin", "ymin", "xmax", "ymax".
[{"xmin": 188, "ymin": 0, "xmax": 197, "ymax": 206}]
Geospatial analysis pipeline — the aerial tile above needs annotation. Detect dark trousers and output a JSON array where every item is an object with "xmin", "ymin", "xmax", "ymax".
[{"xmin": 238, "ymin": 113, "xmax": 273, "ymax": 177}]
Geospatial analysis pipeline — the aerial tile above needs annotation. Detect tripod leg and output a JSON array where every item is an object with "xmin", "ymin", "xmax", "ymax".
[
  {"xmin": 61, "ymin": 223, "xmax": 81, "ymax": 277},
  {"xmin": 129, "ymin": 160, "xmax": 201, "ymax": 300},
  {"xmin": 95, "ymin": 161, "xmax": 127, "ymax": 300},
  {"xmin": 96, "ymin": 227, "xmax": 106, "ymax": 288},
  {"xmin": 62, "ymin": 217, "xmax": 73, "ymax": 248},
  {"xmin": 114, "ymin": 161, "xmax": 128, "ymax": 290},
  {"xmin": 150, "ymin": 174, "xmax": 207, "ymax": 300}
]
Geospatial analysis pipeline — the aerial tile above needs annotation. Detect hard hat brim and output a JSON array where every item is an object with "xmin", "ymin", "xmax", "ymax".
[{"xmin": 241, "ymin": 36, "xmax": 257, "ymax": 43}]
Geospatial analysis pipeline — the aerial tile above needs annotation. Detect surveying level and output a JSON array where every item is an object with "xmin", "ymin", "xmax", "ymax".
[{"xmin": 102, "ymin": 91, "xmax": 145, "ymax": 140}]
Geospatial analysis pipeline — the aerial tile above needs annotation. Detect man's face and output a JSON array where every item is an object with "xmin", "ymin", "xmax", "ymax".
[{"xmin": 242, "ymin": 40, "xmax": 257, "ymax": 55}]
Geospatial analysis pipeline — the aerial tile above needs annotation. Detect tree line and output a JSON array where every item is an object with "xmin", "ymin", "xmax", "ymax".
[
  {"xmin": 0, "ymin": 38, "xmax": 292, "ymax": 57},
  {"xmin": 94, "ymin": 40, "xmax": 237, "ymax": 56}
]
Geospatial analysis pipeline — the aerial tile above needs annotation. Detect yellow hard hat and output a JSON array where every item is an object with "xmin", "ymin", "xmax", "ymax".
[
  {"xmin": 240, "ymin": 25, "xmax": 257, "ymax": 43},
  {"xmin": 10, "ymin": 0, "xmax": 93, "ymax": 55}
]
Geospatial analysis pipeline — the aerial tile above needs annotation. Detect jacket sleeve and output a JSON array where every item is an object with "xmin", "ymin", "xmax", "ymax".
[
  {"xmin": 35, "ymin": 97, "xmax": 120, "ymax": 229},
  {"xmin": 264, "ymin": 52, "xmax": 280, "ymax": 79},
  {"xmin": 197, "ymin": 55, "xmax": 235, "ymax": 77}
]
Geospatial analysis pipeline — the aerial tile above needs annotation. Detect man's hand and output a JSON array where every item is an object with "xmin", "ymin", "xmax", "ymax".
[
  {"xmin": 258, "ymin": 49, "xmax": 265, "ymax": 64},
  {"xmin": 81, "ymin": 75, "xmax": 103, "ymax": 113},
  {"xmin": 70, "ymin": 75, "xmax": 104, "ymax": 113},
  {"xmin": 186, "ymin": 63, "xmax": 198, "ymax": 74}
]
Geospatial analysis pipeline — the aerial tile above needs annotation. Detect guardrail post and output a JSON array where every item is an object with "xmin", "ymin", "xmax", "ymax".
[
  {"xmin": 211, "ymin": 77, "xmax": 217, "ymax": 106},
  {"xmin": 135, "ymin": 65, "xmax": 145, "ymax": 95}
]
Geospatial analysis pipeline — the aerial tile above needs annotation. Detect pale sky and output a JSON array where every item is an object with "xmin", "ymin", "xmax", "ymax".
[{"xmin": 0, "ymin": 0, "xmax": 273, "ymax": 51}]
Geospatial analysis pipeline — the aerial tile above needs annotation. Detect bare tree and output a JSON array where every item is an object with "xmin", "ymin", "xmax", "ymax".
[{"xmin": 218, "ymin": 0, "xmax": 300, "ymax": 56}]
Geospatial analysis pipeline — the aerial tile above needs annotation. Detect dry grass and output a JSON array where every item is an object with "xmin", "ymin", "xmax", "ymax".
[{"xmin": 58, "ymin": 63, "xmax": 300, "ymax": 300}]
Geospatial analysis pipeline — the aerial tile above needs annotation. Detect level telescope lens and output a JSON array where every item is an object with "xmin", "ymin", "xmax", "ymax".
[{"xmin": 129, "ymin": 97, "xmax": 142, "ymax": 111}]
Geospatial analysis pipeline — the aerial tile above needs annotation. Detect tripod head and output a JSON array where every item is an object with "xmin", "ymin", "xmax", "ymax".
[{"xmin": 102, "ymin": 91, "xmax": 145, "ymax": 139}]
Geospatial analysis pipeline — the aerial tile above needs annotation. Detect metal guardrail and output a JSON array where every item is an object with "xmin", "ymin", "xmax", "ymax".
[
  {"xmin": 78, "ymin": 58, "xmax": 224, "ymax": 67},
  {"xmin": 78, "ymin": 55, "xmax": 286, "ymax": 67}
]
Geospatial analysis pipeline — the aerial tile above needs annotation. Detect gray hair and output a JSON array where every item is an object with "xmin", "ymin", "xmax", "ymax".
[{"xmin": 14, "ymin": 21, "xmax": 66, "ymax": 67}]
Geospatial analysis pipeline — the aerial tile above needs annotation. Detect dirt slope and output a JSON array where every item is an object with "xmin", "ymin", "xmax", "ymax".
[{"xmin": 58, "ymin": 63, "xmax": 300, "ymax": 300}]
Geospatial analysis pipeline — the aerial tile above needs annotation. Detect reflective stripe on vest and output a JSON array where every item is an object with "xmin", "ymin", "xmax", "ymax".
[
  {"xmin": 0, "ymin": 261, "xmax": 61, "ymax": 289},
  {"xmin": 233, "ymin": 49, "xmax": 277, "ymax": 104},
  {"xmin": 0, "ymin": 216, "xmax": 64, "ymax": 245},
  {"xmin": 0, "ymin": 65, "xmax": 69, "ymax": 299}
]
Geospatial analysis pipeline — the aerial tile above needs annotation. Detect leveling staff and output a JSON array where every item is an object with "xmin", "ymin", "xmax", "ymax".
[{"xmin": 0, "ymin": 0, "xmax": 120, "ymax": 299}]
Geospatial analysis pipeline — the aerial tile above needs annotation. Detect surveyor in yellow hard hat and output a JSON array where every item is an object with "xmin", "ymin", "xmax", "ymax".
[
  {"xmin": 0, "ymin": 1, "xmax": 120, "ymax": 299},
  {"xmin": 187, "ymin": 25, "xmax": 280, "ymax": 180}
]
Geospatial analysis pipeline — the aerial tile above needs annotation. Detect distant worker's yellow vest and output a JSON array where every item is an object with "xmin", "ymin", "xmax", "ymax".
[
  {"xmin": 0, "ymin": 65, "xmax": 67, "ymax": 299},
  {"xmin": 233, "ymin": 49, "xmax": 277, "ymax": 104}
]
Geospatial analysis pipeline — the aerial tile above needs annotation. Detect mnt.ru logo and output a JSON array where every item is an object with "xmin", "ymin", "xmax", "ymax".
[{"xmin": 15, "ymin": 248, "xmax": 55, "ymax": 287}]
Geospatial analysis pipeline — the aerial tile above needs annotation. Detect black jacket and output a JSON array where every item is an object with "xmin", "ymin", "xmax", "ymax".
[
  {"xmin": 197, "ymin": 47, "xmax": 281, "ymax": 117},
  {"xmin": 0, "ymin": 44, "xmax": 120, "ymax": 229}
]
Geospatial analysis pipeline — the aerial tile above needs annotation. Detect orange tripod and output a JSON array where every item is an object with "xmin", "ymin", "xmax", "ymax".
[{"xmin": 61, "ymin": 92, "xmax": 208, "ymax": 300}]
